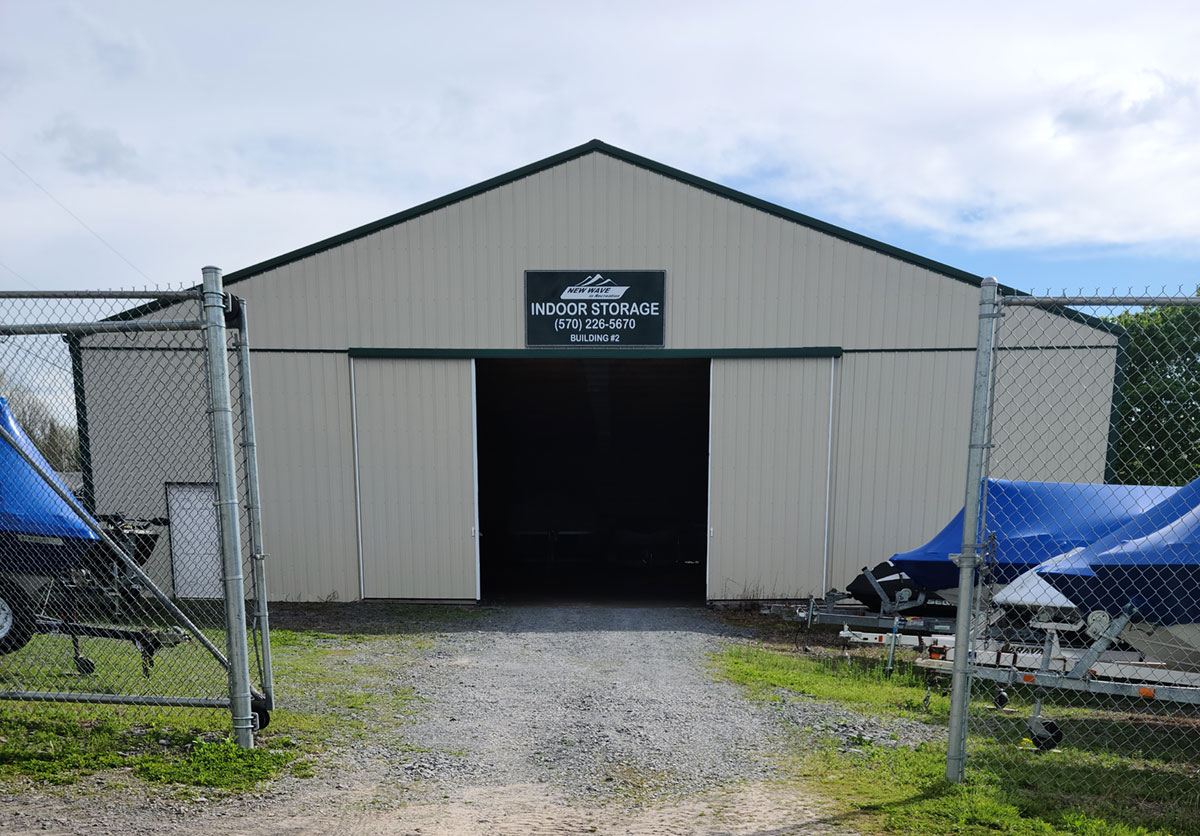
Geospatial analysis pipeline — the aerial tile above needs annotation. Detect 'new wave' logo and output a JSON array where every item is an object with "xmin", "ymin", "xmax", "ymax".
[{"xmin": 560, "ymin": 274, "xmax": 628, "ymax": 300}]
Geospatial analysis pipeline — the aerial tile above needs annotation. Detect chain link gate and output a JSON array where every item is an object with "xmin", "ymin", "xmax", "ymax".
[
  {"xmin": 945, "ymin": 281, "xmax": 1200, "ymax": 812},
  {"xmin": 0, "ymin": 268, "xmax": 272, "ymax": 747}
]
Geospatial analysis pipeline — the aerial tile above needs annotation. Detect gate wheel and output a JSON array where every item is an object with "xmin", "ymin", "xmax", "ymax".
[{"xmin": 251, "ymin": 697, "xmax": 271, "ymax": 731}]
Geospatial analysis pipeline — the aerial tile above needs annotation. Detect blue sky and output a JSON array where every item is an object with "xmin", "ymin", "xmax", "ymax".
[{"xmin": 1, "ymin": 1, "xmax": 1197, "ymax": 297}]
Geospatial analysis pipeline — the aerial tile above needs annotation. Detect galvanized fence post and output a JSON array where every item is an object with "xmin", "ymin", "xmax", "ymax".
[
  {"xmin": 202, "ymin": 266, "xmax": 255, "ymax": 748},
  {"xmin": 945, "ymin": 276, "xmax": 1000, "ymax": 782},
  {"xmin": 235, "ymin": 298, "xmax": 274, "ymax": 711}
]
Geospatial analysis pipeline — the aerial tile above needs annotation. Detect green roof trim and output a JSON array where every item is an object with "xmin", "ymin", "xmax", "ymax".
[{"xmin": 348, "ymin": 347, "xmax": 843, "ymax": 360}]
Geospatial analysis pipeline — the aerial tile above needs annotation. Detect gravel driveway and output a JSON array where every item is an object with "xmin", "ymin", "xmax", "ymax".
[
  {"xmin": 0, "ymin": 604, "xmax": 938, "ymax": 835},
  {"xmin": 392, "ymin": 604, "xmax": 782, "ymax": 797}
]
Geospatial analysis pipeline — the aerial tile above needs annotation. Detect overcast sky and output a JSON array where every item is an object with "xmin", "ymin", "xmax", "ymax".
[{"xmin": 1, "ymin": 1, "xmax": 1198, "ymax": 297}]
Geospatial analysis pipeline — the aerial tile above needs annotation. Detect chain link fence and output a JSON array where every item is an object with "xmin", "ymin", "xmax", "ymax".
[
  {"xmin": 0, "ymin": 270, "xmax": 271, "ymax": 746},
  {"xmin": 945, "ymin": 284, "xmax": 1200, "ymax": 805}
]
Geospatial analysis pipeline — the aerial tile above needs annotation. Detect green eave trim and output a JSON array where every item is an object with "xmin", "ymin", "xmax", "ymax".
[{"xmin": 348, "ymin": 347, "xmax": 843, "ymax": 360}]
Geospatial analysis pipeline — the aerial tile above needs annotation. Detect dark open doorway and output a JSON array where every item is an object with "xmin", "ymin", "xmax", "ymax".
[{"xmin": 477, "ymin": 358, "xmax": 710, "ymax": 601}]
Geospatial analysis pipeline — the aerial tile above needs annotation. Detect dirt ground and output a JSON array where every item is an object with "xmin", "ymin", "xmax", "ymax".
[{"xmin": 0, "ymin": 604, "xmax": 866, "ymax": 836}]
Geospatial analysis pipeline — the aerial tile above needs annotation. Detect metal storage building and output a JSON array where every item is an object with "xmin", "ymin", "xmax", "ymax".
[{"xmin": 76, "ymin": 140, "xmax": 1120, "ymax": 603}]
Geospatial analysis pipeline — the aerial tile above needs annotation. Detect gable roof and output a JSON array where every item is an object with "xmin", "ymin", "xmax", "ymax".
[
  {"xmin": 116, "ymin": 139, "xmax": 1118, "ymax": 337},
  {"xmin": 224, "ymin": 138, "xmax": 988, "ymax": 290}
]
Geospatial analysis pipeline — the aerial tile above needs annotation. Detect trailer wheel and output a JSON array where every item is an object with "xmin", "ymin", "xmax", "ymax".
[
  {"xmin": 0, "ymin": 577, "xmax": 35, "ymax": 655},
  {"xmin": 1031, "ymin": 719, "xmax": 1063, "ymax": 751}
]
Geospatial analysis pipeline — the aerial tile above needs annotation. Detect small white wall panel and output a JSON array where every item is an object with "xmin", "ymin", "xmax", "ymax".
[{"xmin": 166, "ymin": 483, "xmax": 221, "ymax": 599}]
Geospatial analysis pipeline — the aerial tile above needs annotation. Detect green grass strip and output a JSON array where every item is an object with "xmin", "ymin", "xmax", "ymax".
[
  {"xmin": 714, "ymin": 644, "xmax": 1200, "ymax": 836},
  {"xmin": 716, "ymin": 644, "xmax": 951, "ymax": 719}
]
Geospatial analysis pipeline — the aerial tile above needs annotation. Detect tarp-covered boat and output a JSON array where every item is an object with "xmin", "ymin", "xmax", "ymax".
[
  {"xmin": 1036, "ymin": 478, "xmax": 1200, "ymax": 625},
  {"xmin": 1036, "ymin": 479, "xmax": 1200, "ymax": 670},
  {"xmin": 0, "ymin": 397, "xmax": 98, "ymax": 576},
  {"xmin": 890, "ymin": 480, "xmax": 1173, "ymax": 601}
]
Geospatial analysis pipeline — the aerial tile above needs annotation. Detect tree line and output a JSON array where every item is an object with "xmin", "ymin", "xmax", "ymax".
[
  {"xmin": 1106, "ymin": 302, "xmax": 1200, "ymax": 487},
  {"xmin": 0, "ymin": 368, "xmax": 80, "ymax": 472}
]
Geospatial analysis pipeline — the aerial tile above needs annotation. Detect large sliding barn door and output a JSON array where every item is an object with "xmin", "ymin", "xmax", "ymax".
[
  {"xmin": 707, "ymin": 358, "xmax": 835, "ymax": 600},
  {"xmin": 353, "ymin": 358, "xmax": 478, "ymax": 599}
]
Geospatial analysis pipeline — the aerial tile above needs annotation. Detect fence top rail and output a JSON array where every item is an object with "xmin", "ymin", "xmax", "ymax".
[
  {"xmin": 0, "ymin": 319, "xmax": 207, "ymax": 337},
  {"xmin": 1004, "ymin": 295, "xmax": 1200, "ymax": 308},
  {"xmin": 0, "ymin": 289, "xmax": 200, "ymax": 300}
]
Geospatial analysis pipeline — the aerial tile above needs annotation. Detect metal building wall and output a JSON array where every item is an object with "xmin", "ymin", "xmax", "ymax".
[
  {"xmin": 77, "ymin": 148, "xmax": 1121, "ymax": 601},
  {"xmin": 81, "ymin": 347, "xmax": 213, "ymax": 595},
  {"xmin": 826, "ymin": 351, "xmax": 976, "ymax": 592},
  {"xmin": 989, "ymin": 347, "xmax": 1116, "ymax": 484}
]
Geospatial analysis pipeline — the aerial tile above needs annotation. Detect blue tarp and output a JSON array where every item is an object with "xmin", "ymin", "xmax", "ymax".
[
  {"xmin": 890, "ymin": 480, "xmax": 1174, "ymax": 594},
  {"xmin": 1038, "ymin": 478, "xmax": 1200, "ymax": 626},
  {"xmin": 0, "ymin": 396, "xmax": 98, "ymax": 574}
]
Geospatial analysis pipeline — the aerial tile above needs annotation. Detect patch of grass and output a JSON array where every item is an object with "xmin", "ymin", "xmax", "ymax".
[
  {"xmin": 715, "ymin": 644, "xmax": 950, "ymax": 719},
  {"xmin": 0, "ymin": 706, "xmax": 298, "ymax": 790},
  {"xmin": 602, "ymin": 763, "xmax": 674, "ymax": 804},
  {"xmin": 0, "ymin": 709, "xmax": 137, "ymax": 784},
  {"xmin": 133, "ymin": 737, "xmax": 293, "ymax": 791},
  {"xmin": 269, "ymin": 629, "xmax": 359, "ymax": 649},
  {"xmin": 0, "ymin": 625, "xmax": 425, "ymax": 792},
  {"xmin": 794, "ymin": 741, "xmax": 1196, "ymax": 836},
  {"xmin": 715, "ymin": 641, "xmax": 1200, "ymax": 836}
]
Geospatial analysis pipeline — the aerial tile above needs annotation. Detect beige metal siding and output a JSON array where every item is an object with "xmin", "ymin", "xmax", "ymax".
[
  {"xmin": 826, "ymin": 352, "xmax": 975, "ymax": 591},
  {"xmin": 250, "ymin": 353, "xmax": 360, "ymax": 602},
  {"xmin": 82, "ymin": 347, "xmax": 213, "ymax": 594},
  {"xmin": 354, "ymin": 358, "xmax": 476, "ymax": 599},
  {"xmin": 708, "ymin": 358, "xmax": 833, "ymax": 599},
  {"xmin": 989, "ymin": 346, "xmax": 1116, "ymax": 484}
]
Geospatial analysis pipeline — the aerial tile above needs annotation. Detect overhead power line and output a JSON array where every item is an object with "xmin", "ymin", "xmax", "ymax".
[
  {"xmin": 0, "ymin": 257, "xmax": 41, "ymax": 291},
  {"xmin": 0, "ymin": 147, "xmax": 155, "ymax": 284}
]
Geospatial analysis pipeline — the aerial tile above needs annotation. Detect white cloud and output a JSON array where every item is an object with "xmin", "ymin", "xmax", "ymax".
[
  {"xmin": 40, "ymin": 115, "xmax": 151, "ymax": 182},
  {"xmin": 0, "ymin": 0, "xmax": 1198, "ymax": 291}
]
